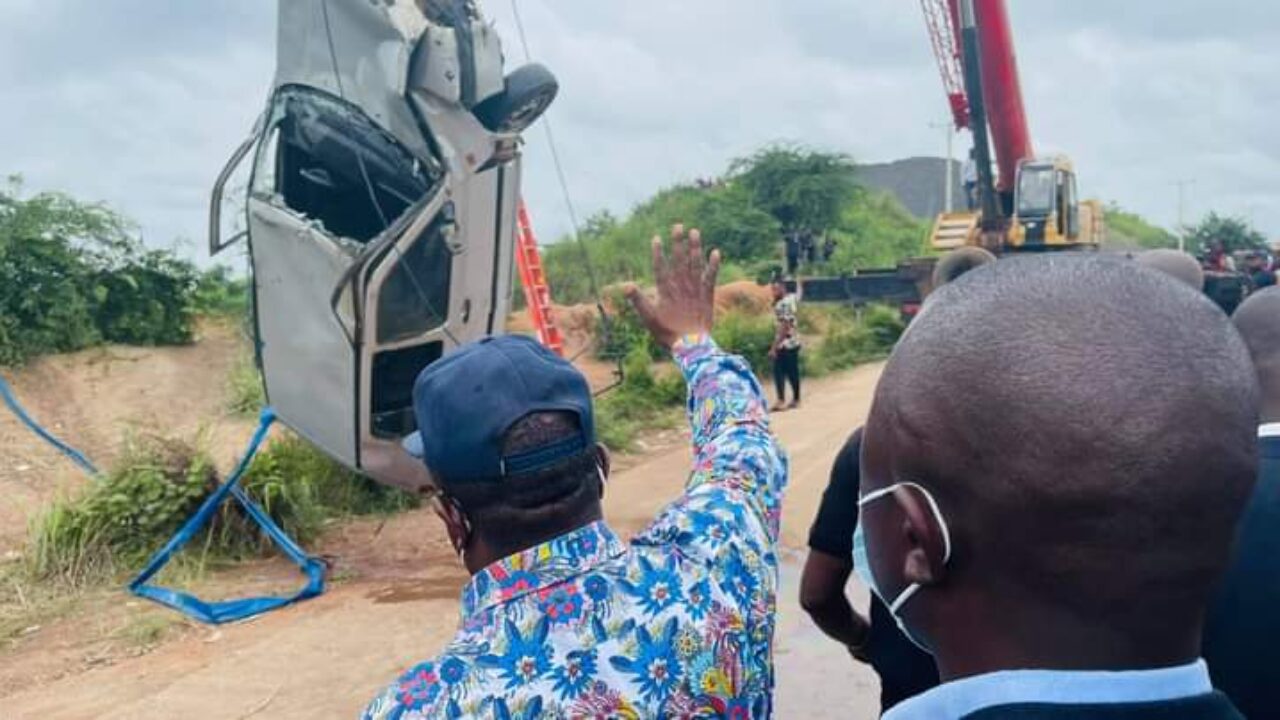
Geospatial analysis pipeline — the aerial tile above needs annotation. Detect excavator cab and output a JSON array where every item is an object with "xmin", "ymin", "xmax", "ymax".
[
  {"xmin": 1007, "ymin": 157, "xmax": 1102, "ymax": 249},
  {"xmin": 208, "ymin": 0, "xmax": 557, "ymax": 490}
]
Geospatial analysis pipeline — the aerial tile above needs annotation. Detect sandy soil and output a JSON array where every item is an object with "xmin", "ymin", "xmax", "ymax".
[
  {"xmin": 0, "ymin": 321, "xmax": 257, "ymax": 555},
  {"xmin": 1, "ymin": 362, "xmax": 888, "ymax": 718}
]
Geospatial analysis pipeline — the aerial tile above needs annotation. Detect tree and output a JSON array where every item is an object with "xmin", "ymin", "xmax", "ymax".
[
  {"xmin": 828, "ymin": 189, "xmax": 928, "ymax": 272},
  {"xmin": 729, "ymin": 145, "xmax": 858, "ymax": 234},
  {"xmin": 0, "ymin": 176, "xmax": 207, "ymax": 365},
  {"xmin": 1188, "ymin": 212, "xmax": 1268, "ymax": 255}
]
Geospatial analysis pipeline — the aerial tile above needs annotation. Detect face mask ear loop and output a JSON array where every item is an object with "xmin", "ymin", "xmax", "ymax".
[
  {"xmin": 897, "ymin": 481, "xmax": 953, "ymax": 563},
  {"xmin": 888, "ymin": 582, "xmax": 922, "ymax": 615}
]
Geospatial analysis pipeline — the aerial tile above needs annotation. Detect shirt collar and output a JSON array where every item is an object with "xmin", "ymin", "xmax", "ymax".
[
  {"xmin": 1259, "ymin": 422, "xmax": 1280, "ymax": 438},
  {"xmin": 460, "ymin": 520, "xmax": 627, "ymax": 618},
  {"xmin": 883, "ymin": 660, "xmax": 1212, "ymax": 720}
]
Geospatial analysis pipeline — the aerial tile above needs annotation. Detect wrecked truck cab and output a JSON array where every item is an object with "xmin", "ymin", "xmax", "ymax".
[{"xmin": 208, "ymin": 0, "xmax": 557, "ymax": 491}]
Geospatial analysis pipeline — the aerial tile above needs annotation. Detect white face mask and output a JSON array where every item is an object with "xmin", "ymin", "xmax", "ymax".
[{"xmin": 851, "ymin": 481, "xmax": 953, "ymax": 653}]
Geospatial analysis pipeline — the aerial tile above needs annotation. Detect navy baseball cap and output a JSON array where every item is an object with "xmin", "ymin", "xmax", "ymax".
[{"xmin": 402, "ymin": 334, "xmax": 595, "ymax": 484}]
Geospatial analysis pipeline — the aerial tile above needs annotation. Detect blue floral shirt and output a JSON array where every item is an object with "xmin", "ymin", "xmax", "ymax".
[{"xmin": 362, "ymin": 335, "xmax": 787, "ymax": 719}]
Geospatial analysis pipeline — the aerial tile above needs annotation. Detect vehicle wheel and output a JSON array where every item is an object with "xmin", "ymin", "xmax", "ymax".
[
  {"xmin": 473, "ymin": 63, "xmax": 559, "ymax": 133},
  {"xmin": 932, "ymin": 246, "xmax": 997, "ymax": 289}
]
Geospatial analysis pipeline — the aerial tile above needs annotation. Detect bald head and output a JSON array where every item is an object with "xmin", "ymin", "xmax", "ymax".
[
  {"xmin": 1135, "ymin": 249, "xmax": 1204, "ymax": 291},
  {"xmin": 864, "ymin": 254, "xmax": 1259, "ymax": 670},
  {"xmin": 1233, "ymin": 286, "xmax": 1280, "ymax": 421}
]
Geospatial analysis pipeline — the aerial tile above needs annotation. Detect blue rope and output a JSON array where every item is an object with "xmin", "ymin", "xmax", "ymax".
[
  {"xmin": 0, "ymin": 375, "xmax": 99, "ymax": 476},
  {"xmin": 128, "ymin": 408, "xmax": 327, "ymax": 624},
  {"xmin": 0, "ymin": 375, "xmax": 326, "ymax": 624}
]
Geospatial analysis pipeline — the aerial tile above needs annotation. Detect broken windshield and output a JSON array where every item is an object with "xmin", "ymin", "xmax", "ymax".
[{"xmin": 253, "ymin": 86, "xmax": 440, "ymax": 244}]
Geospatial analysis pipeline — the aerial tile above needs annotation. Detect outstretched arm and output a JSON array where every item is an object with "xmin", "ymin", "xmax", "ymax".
[{"xmin": 627, "ymin": 226, "xmax": 787, "ymax": 554}]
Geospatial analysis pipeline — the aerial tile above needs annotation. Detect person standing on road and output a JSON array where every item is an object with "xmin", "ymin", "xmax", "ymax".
[
  {"xmin": 770, "ymin": 278, "xmax": 802, "ymax": 411},
  {"xmin": 1204, "ymin": 286, "xmax": 1280, "ymax": 719},
  {"xmin": 800, "ymin": 428, "xmax": 940, "ymax": 714},
  {"xmin": 362, "ymin": 225, "xmax": 788, "ymax": 719},
  {"xmin": 860, "ymin": 255, "xmax": 1256, "ymax": 720}
]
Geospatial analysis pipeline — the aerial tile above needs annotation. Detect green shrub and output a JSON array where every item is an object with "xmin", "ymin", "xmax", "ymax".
[
  {"xmin": 0, "ymin": 179, "xmax": 213, "ymax": 365},
  {"xmin": 227, "ymin": 352, "xmax": 266, "ymax": 417},
  {"xmin": 812, "ymin": 304, "xmax": 903, "ymax": 372},
  {"xmin": 595, "ymin": 287, "xmax": 661, "ymax": 362},
  {"xmin": 29, "ymin": 438, "xmax": 220, "ymax": 585},
  {"xmin": 191, "ymin": 265, "xmax": 251, "ymax": 319},
  {"xmin": 242, "ymin": 434, "xmax": 418, "ymax": 521},
  {"xmin": 93, "ymin": 249, "xmax": 198, "ymax": 346},
  {"xmin": 713, "ymin": 310, "xmax": 776, "ymax": 375},
  {"xmin": 862, "ymin": 304, "xmax": 906, "ymax": 345},
  {"xmin": 29, "ymin": 432, "xmax": 417, "ymax": 587}
]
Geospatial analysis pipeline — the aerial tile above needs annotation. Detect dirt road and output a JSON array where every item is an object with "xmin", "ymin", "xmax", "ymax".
[{"xmin": 2, "ymin": 362, "xmax": 887, "ymax": 719}]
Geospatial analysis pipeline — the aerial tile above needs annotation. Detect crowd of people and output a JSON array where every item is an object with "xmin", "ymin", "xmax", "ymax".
[{"xmin": 359, "ymin": 226, "xmax": 1275, "ymax": 719}]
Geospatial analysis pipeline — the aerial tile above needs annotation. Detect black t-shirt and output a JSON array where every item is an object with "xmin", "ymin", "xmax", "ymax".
[
  {"xmin": 808, "ymin": 429, "xmax": 940, "ymax": 711},
  {"xmin": 1204, "ymin": 432, "xmax": 1280, "ymax": 719}
]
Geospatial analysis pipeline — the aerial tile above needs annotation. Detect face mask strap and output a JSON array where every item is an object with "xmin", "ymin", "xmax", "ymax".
[
  {"xmin": 858, "ymin": 481, "xmax": 953, "ymax": 562},
  {"xmin": 888, "ymin": 581, "xmax": 921, "ymax": 615}
]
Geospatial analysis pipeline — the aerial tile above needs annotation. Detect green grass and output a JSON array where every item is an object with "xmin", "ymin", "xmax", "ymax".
[
  {"xmin": 226, "ymin": 351, "xmax": 265, "ymax": 417},
  {"xmin": 23, "ymin": 432, "xmax": 418, "ymax": 592}
]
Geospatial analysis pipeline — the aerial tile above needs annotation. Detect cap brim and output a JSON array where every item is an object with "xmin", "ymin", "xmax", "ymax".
[{"xmin": 401, "ymin": 431, "xmax": 425, "ymax": 459}]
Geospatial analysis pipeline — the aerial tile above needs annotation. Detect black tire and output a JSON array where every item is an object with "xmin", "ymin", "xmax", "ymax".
[
  {"xmin": 932, "ymin": 246, "xmax": 997, "ymax": 289},
  {"xmin": 473, "ymin": 63, "xmax": 559, "ymax": 133}
]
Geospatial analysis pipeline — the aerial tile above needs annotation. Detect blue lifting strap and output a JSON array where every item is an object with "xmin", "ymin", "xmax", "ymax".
[
  {"xmin": 128, "ymin": 407, "xmax": 327, "ymax": 624},
  {"xmin": 0, "ymin": 375, "xmax": 99, "ymax": 476},
  {"xmin": 1, "ymin": 374, "xmax": 326, "ymax": 624}
]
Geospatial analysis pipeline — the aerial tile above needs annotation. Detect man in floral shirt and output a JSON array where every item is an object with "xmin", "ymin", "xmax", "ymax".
[{"xmin": 362, "ymin": 225, "xmax": 787, "ymax": 719}]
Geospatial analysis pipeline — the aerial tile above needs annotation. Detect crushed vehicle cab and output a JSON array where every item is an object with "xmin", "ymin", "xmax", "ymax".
[{"xmin": 209, "ymin": 0, "xmax": 557, "ymax": 490}]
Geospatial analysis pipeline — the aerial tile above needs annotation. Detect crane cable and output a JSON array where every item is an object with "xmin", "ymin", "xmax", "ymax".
[
  {"xmin": 321, "ymin": 0, "xmax": 463, "ymax": 349},
  {"xmin": 507, "ymin": 0, "xmax": 623, "ymax": 376}
]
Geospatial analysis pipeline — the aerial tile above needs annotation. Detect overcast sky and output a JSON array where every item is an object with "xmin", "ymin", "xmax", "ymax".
[{"xmin": 1, "ymin": 1, "xmax": 1276, "ymax": 264}]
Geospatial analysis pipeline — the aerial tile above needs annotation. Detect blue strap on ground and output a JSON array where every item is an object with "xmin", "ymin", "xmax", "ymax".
[
  {"xmin": 128, "ymin": 407, "xmax": 327, "ymax": 624},
  {"xmin": 0, "ymin": 376, "xmax": 326, "ymax": 624},
  {"xmin": 0, "ymin": 375, "xmax": 99, "ymax": 476}
]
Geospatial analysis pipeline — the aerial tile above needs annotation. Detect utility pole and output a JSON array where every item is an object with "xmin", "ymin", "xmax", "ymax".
[
  {"xmin": 1174, "ymin": 178, "xmax": 1196, "ymax": 252},
  {"xmin": 929, "ymin": 120, "xmax": 955, "ymax": 212}
]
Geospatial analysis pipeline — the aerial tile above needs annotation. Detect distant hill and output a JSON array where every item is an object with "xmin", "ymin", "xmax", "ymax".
[{"xmin": 857, "ymin": 157, "xmax": 961, "ymax": 220}]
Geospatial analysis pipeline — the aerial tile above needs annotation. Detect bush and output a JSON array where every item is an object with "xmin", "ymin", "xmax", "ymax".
[
  {"xmin": 812, "ymin": 304, "xmax": 903, "ymax": 372},
  {"xmin": 192, "ymin": 264, "xmax": 251, "ymax": 319},
  {"xmin": 227, "ymin": 352, "xmax": 266, "ymax": 417},
  {"xmin": 29, "ymin": 432, "xmax": 417, "ymax": 587},
  {"xmin": 712, "ymin": 310, "xmax": 776, "ymax": 375},
  {"xmin": 0, "ymin": 179, "xmax": 217, "ymax": 365},
  {"xmin": 595, "ymin": 287, "xmax": 661, "ymax": 362},
  {"xmin": 594, "ymin": 347, "xmax": 686, "ymax": 451},
  {"xmin": 93, "ymin": 249, "xmax": 198, "ymax": 346},
  {"xmin": 30, "ymin": 438, "xmax": 220, "ymax": 585}
]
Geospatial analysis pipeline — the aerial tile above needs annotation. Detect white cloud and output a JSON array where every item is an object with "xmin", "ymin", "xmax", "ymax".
[{"xmin": 0, "ymin": 0, "xmax": 1275, "ymax": 266}]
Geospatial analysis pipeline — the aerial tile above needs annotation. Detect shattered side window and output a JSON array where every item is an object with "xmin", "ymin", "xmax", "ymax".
[
  {"xmin": 376, "ymin": 213, "xmax": 453, "ymax": 343},
  {"xmin": 255, "ymin": 86, "xmax": 438, "ymax": 243}
]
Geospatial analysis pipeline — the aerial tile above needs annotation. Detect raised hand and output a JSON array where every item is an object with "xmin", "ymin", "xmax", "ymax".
[{"xmin": 626, "ymin": 224, "xmax": 721, "ymax": 350}]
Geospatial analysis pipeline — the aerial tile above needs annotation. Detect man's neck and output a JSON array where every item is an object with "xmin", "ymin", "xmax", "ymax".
[{"xmin": 932, "ymin": 595, "xmax": 1201, "ymax": 682}]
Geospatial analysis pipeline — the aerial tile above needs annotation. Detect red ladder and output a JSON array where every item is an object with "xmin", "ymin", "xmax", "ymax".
[{"xmin": 514, "ymin": 201, "xmax": 565, "ymax": 356}]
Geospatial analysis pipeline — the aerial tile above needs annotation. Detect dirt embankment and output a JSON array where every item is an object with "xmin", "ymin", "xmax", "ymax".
[{"xmin": 0, "ymin": 321, "xmax": 258, "ymax": 556}]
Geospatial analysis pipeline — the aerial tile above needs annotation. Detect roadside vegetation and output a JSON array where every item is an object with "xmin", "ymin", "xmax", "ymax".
[
  {"xmin": 591, "ymin": 295, "xmax": 905, "ymax": 450},
  {"xmin": 0, "ymin": 177, "xmax": 245, "ymax": 366},
  {"xmin": 543, "ymin": 145, "xmax": 931, "ymax": 305}
]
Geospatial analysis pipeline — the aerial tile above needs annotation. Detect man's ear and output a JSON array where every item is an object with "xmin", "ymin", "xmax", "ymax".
[
  {"xmin": 432, "ymin": 494, "xmax": 470, "ymax": 556},
  {"xmin": 595, "ymin": 442, "xmax": 611, "ymax": 497},
  {"xmin": 893, "ymin": 485, "xmax": 949, "ymax": 587}
]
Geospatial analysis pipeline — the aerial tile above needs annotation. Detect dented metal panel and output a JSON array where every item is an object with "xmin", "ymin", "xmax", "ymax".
[
  {"xmin": 214, "ymin": 0, "xmax": 557, "ymax": 490},
  {"xmin": 275, "ymin": 0, "xmax": 432, "ymax": 162}
]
